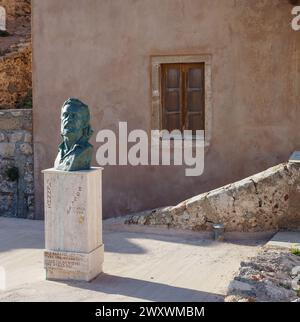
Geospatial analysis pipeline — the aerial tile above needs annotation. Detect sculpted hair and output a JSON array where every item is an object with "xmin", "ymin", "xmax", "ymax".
[{"xmin": 62, "ymin": 98, "xmax": 94, "ymax": 141}]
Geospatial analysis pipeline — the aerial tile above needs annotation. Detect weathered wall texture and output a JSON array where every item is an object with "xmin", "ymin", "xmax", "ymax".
[
  {"xmin": 0, "ymin": 43, "xmax": 32, "ymax": 108},
  {"xmin": 0, "ymin": 109, "xmax": 34, "ymax": 218},
  {"xmin": 125, "ymin": 163, "xmax": 300, "ymax": 232},
  {"xmin": 32, "ymin": 0, "xmax": 300, "ymax": 219}
]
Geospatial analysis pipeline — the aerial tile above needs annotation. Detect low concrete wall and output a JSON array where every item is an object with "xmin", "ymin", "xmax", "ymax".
[
  {"xmin": 125, "ymin": 162, "xmax": 300, "ymax": 232},
  {"xmin": 0, "ymin": 109, "xmax": 34, "ymax": 218}
]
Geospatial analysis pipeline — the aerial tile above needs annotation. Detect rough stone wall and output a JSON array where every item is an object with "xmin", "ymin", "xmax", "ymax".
[
  {"xmin": 0, "ymin": 0, "xmax": 33, "ymax": 218},
  {"xmin": 14, "ymin": 0, "xmax": 31, "ymax": 19},
  {"xmin": 0, "ymin": 109, "xmax": 34, "ymax": 218},
  {"xmin": 0, "ymin": 0, "xmax": 31, "ymax": 110},
  {"xmin": 0, "ymin": 0, "xmax": 31, "ymax": 21},
  {"xmin": 0, "ymin": 0, "xmax": 15, "ymax": 21},
  {"xmin": 125, "ymin": 163, "xmax": 300, "ymax": 232},
  {"xmin": 0, "ymin": 42, "xmax": 32, "ymax": 109}
]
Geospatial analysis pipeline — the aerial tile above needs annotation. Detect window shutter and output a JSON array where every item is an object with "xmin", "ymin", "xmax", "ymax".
[
  {"xmin": 161, "ymin": 63, "xmax": 205, "ymax": 134},
  {"xmin": 184, "ymin": 63, "xmax": 205, "ymax": 134},
  {"xmin": 162, "ymin": 64, "xmax": 182, "ymax": 132}
]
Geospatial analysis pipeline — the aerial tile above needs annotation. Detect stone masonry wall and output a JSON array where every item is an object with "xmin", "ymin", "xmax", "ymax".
[
  {"xmin": 0, "ymin": 0, "xmax": 31, "ymax": 21},
  {"xmin": 125, "ymin": 162, "xmax": 300, "ymax": 232},
  {"xmin": 0, "ymin": 43, "xmax": 32, "ymax": 109},
  {"xmin": 14, "ymin": 0, "xmax": 31, "ymax": 19},
  {"xmin": 0, "ymin": 0, "xmax": 15, "ymax": 21},
  {"xmin": 0, "ymin": 109, "xmax": 34, "ymax": 218}
]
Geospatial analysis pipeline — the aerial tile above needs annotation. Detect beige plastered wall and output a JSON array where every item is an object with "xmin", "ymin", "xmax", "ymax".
[{"xmin": 32, "ymin": 0, "xmax": 300, "ymax": 219}]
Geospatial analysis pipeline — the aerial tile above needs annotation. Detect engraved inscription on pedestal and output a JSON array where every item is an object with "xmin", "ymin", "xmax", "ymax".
[
  {"xmin": 44, "ymin": 245, "xmax": 104, "ymax": 281},
  {"xmin": 45, "ymin": 251, "xmax": 88, "ymax": 272}
]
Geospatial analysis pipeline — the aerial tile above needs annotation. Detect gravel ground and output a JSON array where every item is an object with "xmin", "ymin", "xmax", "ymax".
[{"xmin": 225, "ymin": 247, "xmax": 300, "ymax": 302}]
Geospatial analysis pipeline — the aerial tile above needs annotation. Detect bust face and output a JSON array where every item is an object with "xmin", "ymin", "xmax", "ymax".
[
  {"xmin": 61, "ymin": 103, "xmax": 85, "ymax": 136},
  {"xmin": 55, "ymin": 98, "xmax": 93, "ymax": 171}
]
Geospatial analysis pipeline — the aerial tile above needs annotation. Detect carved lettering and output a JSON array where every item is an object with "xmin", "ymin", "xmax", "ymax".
[
  {"xmin": 46, "ymin": 179, "xmax": 52, "ymax": 209},
  {"xmin": 67, "ymin": 186, "xmax": 84, "ymax": 215},
  {"xmin": 45, "ymin": 252, "xmax": 88, "ymax": 272}
]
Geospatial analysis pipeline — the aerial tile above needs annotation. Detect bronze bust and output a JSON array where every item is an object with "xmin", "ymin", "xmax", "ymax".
[{"xmin": 54, "ymin": 98, "xmax": 93, "ymax": 171}]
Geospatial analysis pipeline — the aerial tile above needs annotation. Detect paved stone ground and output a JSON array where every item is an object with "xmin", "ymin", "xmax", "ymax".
[
  {"xmin": 0, "ymin": 217, "xmax": 263, "ymax": 302},
  {"xmin": 266, "ymin": 231, "xmax": 300, "ymax": 249}
]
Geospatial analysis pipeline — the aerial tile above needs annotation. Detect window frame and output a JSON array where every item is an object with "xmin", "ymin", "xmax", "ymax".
[
  {"xmin": 151, "ymin": 55, "xmax": 212, "ymax": 144},
  {"xmin": 161, "ymin": 62, "xmax": 205, "ymax": 133}
]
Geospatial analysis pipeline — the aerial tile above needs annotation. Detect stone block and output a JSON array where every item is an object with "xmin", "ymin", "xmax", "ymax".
[
  {"xmin": 10, "ymin": 131, "xmax": 24, "ymax": 143},
  {"xmin": 0, "ymin": 194, "xmax": 14, "ymax": 212},
  {"xmin": 228, "ymin": 280, "xmax": 255, "ymax": 295},
  {"xmin": 44, "ymin": 245, "xmax": 104, "ymax": 282},
  {"xmin": 24, "ymin": 172, "xmax": 33, "ymax": 182},
  {"xmin": 0, "ymin": 142, "xmax": 15, "ymax": 158},
  {"xmin": 0, "ymin": 110, "xmax": 32, "ymax": 131},
  {"xmin": 0, "ymin": 132, "xmax": 6, "ymax": 142},
  {"xmin": 24, "ymin": 132, "xmax": 32, "ymax": 143},
  {"xmin": 19, "ymin": 142, "xmax": 32, "ymax": 155},
  {"xmin": 0, "ymin": 176, "xmax": 17, "ymax": 193},
  {"xmin": 43, "ymin": 167, "xmax": 104, "ymax": 282},
  {"xmin": 24, "ymin": 182, "xmax": 34, "ymax": 194}
]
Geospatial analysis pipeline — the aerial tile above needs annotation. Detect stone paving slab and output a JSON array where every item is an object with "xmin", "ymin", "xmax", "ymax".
[
  {"xmin": 265, "ymin": 231, "xmax": 300, "ymax": 249},
  {"xmin": 0, "ymin": 217, "xmax": 265, "ymax": 302}
]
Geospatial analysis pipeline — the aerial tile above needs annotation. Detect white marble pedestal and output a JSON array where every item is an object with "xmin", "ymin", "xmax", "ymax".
[{"xmin": 42, "ymin": 167, "xmax": 104, "ymax": 282}]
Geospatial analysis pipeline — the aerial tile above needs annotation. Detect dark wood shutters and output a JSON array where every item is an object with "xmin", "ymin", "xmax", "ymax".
[{"xmin": 162, "ymin": 63, "xmax": 205, "ymax": 134}]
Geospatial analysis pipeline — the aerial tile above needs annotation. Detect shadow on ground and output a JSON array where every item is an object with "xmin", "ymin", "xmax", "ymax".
[
  {"xmin": 0, "ymin": 217, "xmax": 267, "ymax": 254},
  {"xmin": 103, "ymin": 228, "xmax": 268, "ymax": 254},
  {"xmin": 65, "ymin": 273, "xmax": 224, "ymax": 302}
]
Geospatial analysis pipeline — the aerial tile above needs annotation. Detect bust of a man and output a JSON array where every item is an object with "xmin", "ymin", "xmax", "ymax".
[{"xmin": 54, "ymin": 98, "xmax": 93, "ymax": 171}]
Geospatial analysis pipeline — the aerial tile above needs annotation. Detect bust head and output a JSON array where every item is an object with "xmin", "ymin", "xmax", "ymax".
[
  {"xmin": 54, "ymin": 98, "xmax": 94, "ymax": 171},
  {"xmin": 61, "ymin": 98, "xmax": 93, "ymax": 144}
]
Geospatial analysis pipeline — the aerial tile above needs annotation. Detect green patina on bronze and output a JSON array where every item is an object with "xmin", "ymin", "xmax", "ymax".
[{"xmin": 54, "ymin": 98, "xmax": 93, "ymax": 171}]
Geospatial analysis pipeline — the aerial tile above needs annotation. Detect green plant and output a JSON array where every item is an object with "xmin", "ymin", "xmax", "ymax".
[
  {"xmin": 16, "ymin": 90, "xmax": 32, "ymax": 109},
  {"xmin": 5, "ymin": 166, "xmax": 19, "ymax": 182},
  {"xmin": 0, "ymin": 30, "xmax": 10, "ymax": 37},
  {"xmin": 290, "ymin": 247, "xmax": 300, "ymax": 256},
  {"xmin": 0, "ymin": 48, "xmax": 10, "ymax": 56},
  {"xmin": 279, "ymin": 282, "xmax": 291, "ymax": 290}
]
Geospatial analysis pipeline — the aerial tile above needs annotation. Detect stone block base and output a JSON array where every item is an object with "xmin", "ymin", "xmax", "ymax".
[{"xmin": 44, "ymin": 244, "xmax": 104, "ymax": 282}]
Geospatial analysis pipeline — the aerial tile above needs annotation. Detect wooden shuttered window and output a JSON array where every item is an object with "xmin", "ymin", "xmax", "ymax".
[{"xmin": 161, "ymin": 63, "xmax": 205, "ymax": 135}]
